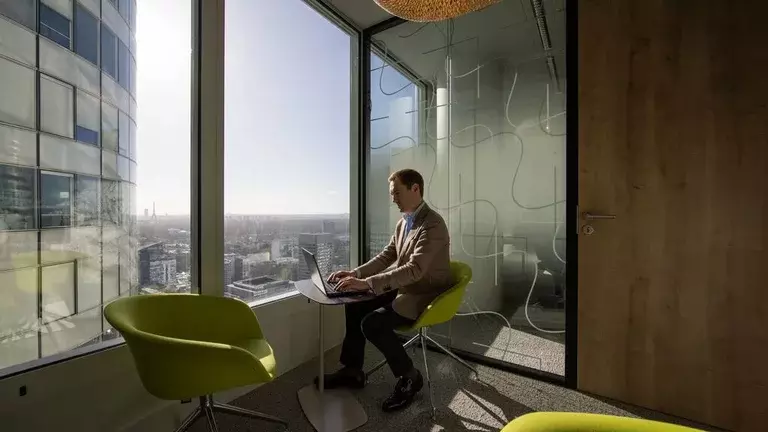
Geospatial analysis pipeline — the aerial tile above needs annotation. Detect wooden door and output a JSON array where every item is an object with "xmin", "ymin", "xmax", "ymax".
[{"xmin": 577, "ymin": 1, "xmax": 768, "ymax": 430}]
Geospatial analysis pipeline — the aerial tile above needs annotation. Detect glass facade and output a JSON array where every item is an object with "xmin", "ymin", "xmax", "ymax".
[
  {"xmin": 368, "ymin": 2, "xmax": 567, "ymax": 376},
  {"xmin": 0, "ymin": 0, "xmax": 189, "ymax": 372}
]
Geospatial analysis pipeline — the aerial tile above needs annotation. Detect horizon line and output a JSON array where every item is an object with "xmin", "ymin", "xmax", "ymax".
[{"xmin": 138, "ymin": 213, "xmax": 352, "ymax": 217}]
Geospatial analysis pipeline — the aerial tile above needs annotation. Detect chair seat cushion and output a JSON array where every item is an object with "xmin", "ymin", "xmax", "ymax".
[{"xmin": 231, "ymin": 337, "xmax": 277, "ymax": 378}]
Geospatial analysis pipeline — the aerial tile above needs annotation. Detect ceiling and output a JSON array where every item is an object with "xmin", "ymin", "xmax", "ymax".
[
  {"xmin": 320, "ymin": 0, "xmax": 566, "ymax": 82},
  {"xmin": 324, "ymin": 0, "xmax": 393, "ymax": 28},
  {"xmin": 374, "ymin": 1, "xmax": 565, "ymax": 82}
]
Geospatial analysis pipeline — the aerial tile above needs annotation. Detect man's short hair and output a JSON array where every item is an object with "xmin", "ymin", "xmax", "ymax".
[{"xmin": 389, "ymin": 169, "xmax": 424, "ymax": 197}]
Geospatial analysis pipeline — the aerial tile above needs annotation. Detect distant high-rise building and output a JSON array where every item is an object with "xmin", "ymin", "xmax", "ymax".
[
  {"xmin": 271, "ymin": 239, "xmax": 282, "ymax": 259},
  {"xmin": 298, "ymin": 233, "xmax": 333, "ymax": 280},
  {"xmin": 271, "ymin": 238, "xmax": 298, "ymax": 260},
  {"xmin": 322, "ymin": 220, "xmax": 335, "ymax": 234},
  {"xmin": 224, "ymin": 254, "xmax": 236, "ymax": 285},
  {"xmin": 144, "ymin": 208, "xmax": 149, "ymax": 218},
  {"xmin": 149, "ymin": 259, "xmax": 176, "ymax": 286},
  {"xmin": 139, "ymin": 243, "xmax": 166, "ymax": 287},
  {"xmin": 234, "ymin": 256, "xmax": 244, "ymax": 283},
  {"xmin": 175, "ymin": 249, "xmax": 190, "ymax": 274}
]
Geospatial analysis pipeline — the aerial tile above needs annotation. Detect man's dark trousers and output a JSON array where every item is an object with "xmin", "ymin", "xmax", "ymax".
[{"xmin": 339, "ymin": 291, "xmax": 416, "ymax": 377}]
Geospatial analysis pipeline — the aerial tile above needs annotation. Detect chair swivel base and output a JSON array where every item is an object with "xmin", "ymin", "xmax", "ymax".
[
  {"xmin": 365, "ymin": 329, "xmax": 479, "ymax": 419},
  {"xmin": 175, "ymin": 395, "xmax": 287, "ymax": 432}
]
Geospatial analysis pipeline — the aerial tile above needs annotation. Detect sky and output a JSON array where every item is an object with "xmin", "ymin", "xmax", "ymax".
[{"xmin": 136, "ymin": 0, "xmax": 351, "ymax": 215}]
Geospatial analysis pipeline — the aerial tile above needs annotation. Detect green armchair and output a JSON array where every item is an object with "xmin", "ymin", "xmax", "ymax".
[
  {"xmin": 501, "ymin": 412, "xmax": 703, "ymax": 432},
  {"xmin": 366, "ymin": 261, "xmax": 475, "ymax": 417},
  {"xmin": 104, "ymin": 293, "xmax": 286, "ymax": 432}
]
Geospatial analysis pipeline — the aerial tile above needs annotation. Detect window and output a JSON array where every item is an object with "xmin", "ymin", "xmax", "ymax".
[
  {"xmin": 0, "ymin": 123, "xmax": 37, "ymax": 167},
  {"xmin": 130, "ymin": 0, "xmax": 136, "ymax": 29},
  {"xmin": 39, "ymin": 36, "xmax": 100, "ymax": 95},
  {"xmin": 118, "ymin": 110, "xmax": 129, "ymax": 155},
  {"xmin": 0, "ymin": 58, "xmax": 35, "ymax": 129},
  {"xmin": 74, "ymin": 3, "xmax": 98, "ymax": 65},
  {"xmin": 75, "ymin": 175, "xmax": 99, "ymax": 226},
  {"xmin": 0, "ymin": 164, "xmax": 36, "ymax": 230},
  {"xmin": 0, "ymin": 9, "xmax": 36, "ymax": 66},
  {"xmin": 40, "ymin": 74, "xmax": 75, "ymax": 138},
  {"xmin": 39, "ymin": 3, "xmax": 71, "ymax": 49},
  {"xmin": 40, "ymin": 133, "xmax": 100, "ymax": 176},
  {"xmin": 76, "ymin": 90, "xmax": 100, "ymax": 145},
  {"xmin": 102, "ymin": 149, "xmax": 118, "ymax": 179},
  {"xmin": 42, "ymin": 262, "xmax": 76, "ymax": 324},
  {"xmin": 117, "ymin": 155, "xmax": 129, "ymax": 181},
  {"xmin": 101, "ymin": 178, "xmax": 120, "ymax": 226},
  {"xmin": 129, "ymin": 55, "xmax": 137, "ymax": 97},
  {"xmin": 0, "ymin": 267, "xmax": 38, "ymax": 367},
  {"xmin": 0, "ymin": 0, "xmax": 36, "ymax": 30},
  {"xmin": 118, "ymin": 0, "xmax": 129, "ymax": 22},
  {"xmin": 224, "ymin": 0, "xmax": 355, "ymax": 303},
  {"xmin": 101, "ymin": 24, "xmax": 117, "ymax": 79},
  {"xmin": 101, "ymin": 102, "xmax": 119, "ymax": 151},
  {"xmin": 41, "ymin": 0, "xmax": 72, "ymax": 18},
  {"xmin": 40, "ymin": 171, "xmax": 74, "ymax": 228},
  {"xmin": 118, "ymin": 39, "xmax": 130, "ymax": 90},
  {"xmin": 129, "ymin": 120, "xmax": 136, "ymax": 160},
  {"xmin": 0, "ymin": 0, "xmax": 194, "ymax": 375}
]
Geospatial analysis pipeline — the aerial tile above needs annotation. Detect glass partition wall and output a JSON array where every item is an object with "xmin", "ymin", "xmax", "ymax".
[{"xmin": 366, "ymin": 1, "xmax": 567, "ymax": 377}]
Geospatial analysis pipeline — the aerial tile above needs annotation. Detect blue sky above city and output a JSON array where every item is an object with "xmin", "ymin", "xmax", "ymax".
[{"xmin": 137, "ymin": 0, "xmax": 351, "ymax": 215}]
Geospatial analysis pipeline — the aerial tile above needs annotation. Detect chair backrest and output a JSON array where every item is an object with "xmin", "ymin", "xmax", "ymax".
[
  {"xmin": 104, "ymin": 294, "xmax": 270, "ymax": 400},
  {"xmin": 411, "ymin": 261, "xmax": 472, "ymax": 329},
  {"xmin": 105, "ymin": 293, "xmax": 222, "ymax": 342},
  {"xmin": 500, "ymin": 412, "xmax": 704, "ymax": 432}
]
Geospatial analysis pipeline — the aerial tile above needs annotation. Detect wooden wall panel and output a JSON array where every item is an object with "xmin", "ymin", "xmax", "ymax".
[{"xmin": 577, "ymin": 1, "xmax": 768, "ymax": 430}]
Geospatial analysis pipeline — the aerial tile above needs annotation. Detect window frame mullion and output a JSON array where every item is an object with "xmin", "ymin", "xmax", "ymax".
[{"xmin": 191, "ymin": 0, "xmax": 224, "ymax": 296}]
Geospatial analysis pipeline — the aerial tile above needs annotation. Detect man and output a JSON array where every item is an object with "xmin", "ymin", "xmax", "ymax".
[{"xmin": 321, "ymin": 168, "xmax": 453, "ymax": 412}]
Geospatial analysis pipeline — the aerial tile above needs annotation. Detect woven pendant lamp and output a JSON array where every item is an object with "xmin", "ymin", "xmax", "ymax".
[{"xmin": 374, "ymin": 0, "xmax": 501, "ymax": 22}]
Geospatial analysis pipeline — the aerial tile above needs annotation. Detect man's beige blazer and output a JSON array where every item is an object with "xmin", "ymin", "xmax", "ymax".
[{"xmin": 355, "ymin": 203, "xmax": 453, "ymax": 320}]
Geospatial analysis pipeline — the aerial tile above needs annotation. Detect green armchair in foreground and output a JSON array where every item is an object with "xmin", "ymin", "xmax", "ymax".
[
  {"xmin": 104, "ymin": 294, "xmax": 286, "ymax": 432},
  {"xmin": 501, "ymin": 412, "xmax": 703, "ymax": 432}
]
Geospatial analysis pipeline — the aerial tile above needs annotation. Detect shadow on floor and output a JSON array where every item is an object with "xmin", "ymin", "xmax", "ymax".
[{"xmin": 184, "ymin": 344, "xmax": 721, "ymax": 432}]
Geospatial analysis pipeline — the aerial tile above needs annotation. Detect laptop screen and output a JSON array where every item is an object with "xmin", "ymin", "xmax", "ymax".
[{"xmin": 301, "ymin": 248, "xmax": 328, "ymax": 294}]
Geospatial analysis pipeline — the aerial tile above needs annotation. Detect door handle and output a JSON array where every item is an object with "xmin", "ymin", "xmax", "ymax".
[{"xmin": 582, "ymin": 212, "xmax": 616, "ymax": 221}]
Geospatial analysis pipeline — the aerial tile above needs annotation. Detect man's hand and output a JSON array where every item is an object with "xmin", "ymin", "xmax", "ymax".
[
  {"xmin": 336, "ymin": 277, "xmax": 370, "ymax": 292},
  {"xmin": 328, "ymin": 270, "xmax": 355, "ymax": 283}
]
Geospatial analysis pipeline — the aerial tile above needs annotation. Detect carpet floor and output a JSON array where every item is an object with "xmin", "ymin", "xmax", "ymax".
[{"xmin": 186, "ymin": 345, "xmax": 720, "ymax": 432}]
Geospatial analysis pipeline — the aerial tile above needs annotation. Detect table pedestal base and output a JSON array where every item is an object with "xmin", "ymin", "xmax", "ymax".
[{"xmin": 297, "ymin": 384, "xmax": 367, "ymax": 432}]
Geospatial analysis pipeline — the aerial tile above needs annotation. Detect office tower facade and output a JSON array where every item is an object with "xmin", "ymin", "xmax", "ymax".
[
  {"xmin": 271, "ymin": 238, "xmax": 298, "ymax": 260},
  {"xmin": 138, "ymin": 242, "xmax": 164, "ymax": 286},
  {"xmin": 223, "ymin": 254, "xmax": 234, "ymax": 285},
  {"xmin": 233, "ymin": 256, "xmax": 243, "ymax": 283},
  {"xmin": 149, "ymin": 259, "xmax": 176, "ymax": 286},
  {"xmin": 0, "ymin": 1, "xmax": 138, "ymax": 369},
  {"xmin": 298, "ymin": 233, "xmax": 333, "ymax": 280}
]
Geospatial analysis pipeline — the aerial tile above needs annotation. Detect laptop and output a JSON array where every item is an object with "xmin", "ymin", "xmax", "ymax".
[{"xmin": 301, "ymin": 248, "xmax": 366, "ymax": 298}]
